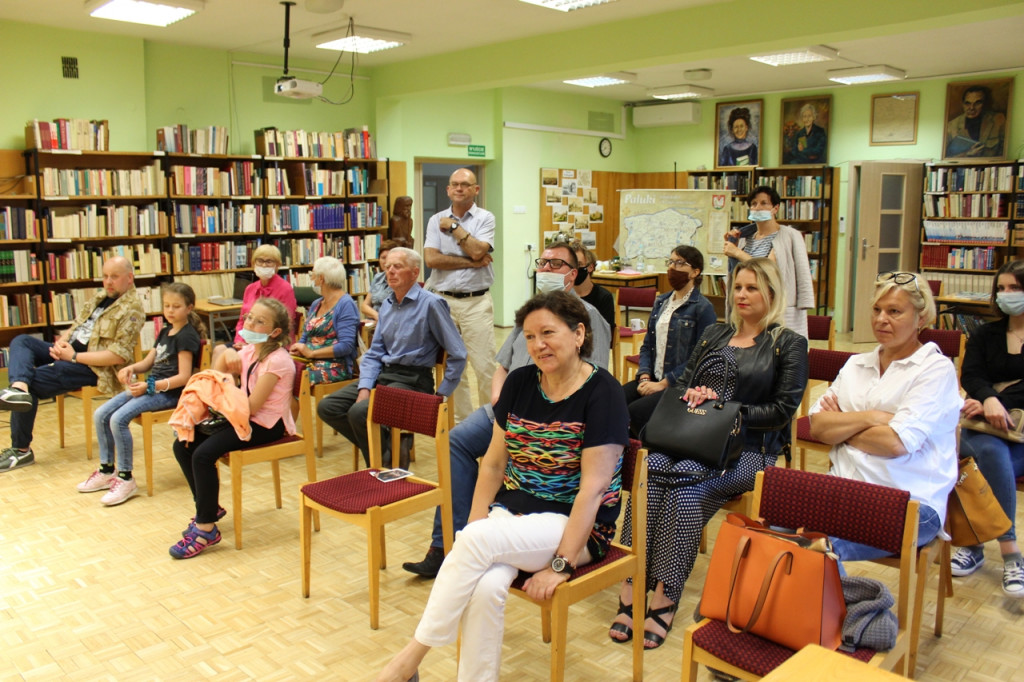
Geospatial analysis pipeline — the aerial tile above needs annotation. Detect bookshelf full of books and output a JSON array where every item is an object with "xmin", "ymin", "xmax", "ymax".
[
  {"xmin": 685, "ymin": 169, "xmax": 754, "ymax": 225},
  {"xmin": 0, "ymin": 150, "xmax": 44, "ymax": 368}
]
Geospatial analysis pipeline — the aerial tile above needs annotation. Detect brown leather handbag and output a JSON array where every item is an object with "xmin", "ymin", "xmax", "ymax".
[
  {"xmin": 699, "ymin": 513, "xmax": 846, "ymax": 651},
  {"xmin": 946, "ymin": 457, "xmax": 1012, "ymax": 547},
  {"xmin": 959, "ymin": 408, "xmax": 1024, "ymax": 443}
]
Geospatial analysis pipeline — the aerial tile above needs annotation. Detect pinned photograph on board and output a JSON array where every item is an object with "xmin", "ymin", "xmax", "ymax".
[
  {"xmin": 562, "ymin": 178, "xmax": 578, "ymax": 196},
  {"xmin": 541, "ymin": 168, "xmax": 558, "ymax": 186},
  {"xmin": 545, "ymin": 186, "xmax": 561, "ymax": 203},
  {"xmin": 589, "ymin": 205, "xmax": 604, "ymax": 223}
]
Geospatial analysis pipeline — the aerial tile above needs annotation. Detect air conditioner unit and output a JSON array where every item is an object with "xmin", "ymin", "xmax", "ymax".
[{"xmin": 632, "ymin": 102, "xmax": 702, "ymax": 128}]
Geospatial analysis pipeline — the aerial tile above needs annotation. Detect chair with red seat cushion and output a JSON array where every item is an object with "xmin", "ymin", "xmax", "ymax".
[
  {"xmin": 806, "ymin": 314, "xmax": 835, "ymax": 350},
  {"xmin": 299, "ymin": 385, "xmax": 452, "ymax": 629},
  {"xmin": 919, "ymin": 327, "xmax": 965, "ymax": 377},
  {"xmin": 793, "ymin": 348, "xmax": 856, "ymax": 470},
  {"xmin": 615, "ymin": 287, "xmax": 657, "ymax": 382},
  {"xmin": 682, "ymin": 466, "xmax": 920, "ymax": 680}
]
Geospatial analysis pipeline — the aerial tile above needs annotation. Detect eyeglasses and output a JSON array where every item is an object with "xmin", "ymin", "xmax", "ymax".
[
  {"xmin": 876, "ymin": 271, "xmax": 921, "ymax": 292},
  {"xmin": 666, "ymin": 258, "xmax": 690, "ymax": 269},
  {"xmin": 535, "ymin": 258, "xmax": 571, "ymax": 270},
  {"xmin": 449, "ymin": 182, "xmax": 475, "ymax": 189},
  {"xmin": 254, "ymin": 258, "xmax": 278, "ymax": 267}
]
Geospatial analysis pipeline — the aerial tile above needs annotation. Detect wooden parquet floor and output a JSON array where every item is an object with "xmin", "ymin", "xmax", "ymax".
[{"xmin": 1, "ymin": 332, "xmax": 1022, "ymax": 680}]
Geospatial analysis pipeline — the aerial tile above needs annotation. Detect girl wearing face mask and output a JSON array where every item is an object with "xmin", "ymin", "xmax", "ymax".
[
  {"xmin": 290, "ymin": 257, "xmax": 360, "ymax": 384},
  {"xmin": 233, "ymin": 244, "xmax": 298, "ymax": 347},
  {"xmin": 722, "ymin": 185, "xmax": 815, "ymax": 338},
  {"xmin": 170, "ymin": 298, "xmax": 296, "ymax": 559},
  {"xmin": 954, "ymin": 259, "xmax": 1024, "ymax": 596},
  {"xmin": 621, "ymin": 245, "xmax": 717, "ymax": 437}
]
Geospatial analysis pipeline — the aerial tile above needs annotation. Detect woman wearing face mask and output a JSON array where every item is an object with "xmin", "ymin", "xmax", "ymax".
[
  {"xmin": 621, "ymin": 245, "xmax": 716, "ymax": 437},
  {"xmin": 233, "ymin": 244, "xmax": 298, "ymax": 346},
  {"xmin": 953, "ymin": 259, "xmax": 1024, "ymax": 596},
  {"xmin": 289, "ymin": 257, "xmax": 360, "ymax": 385},
  {"xmin": 722, "ymin": 185, "xmax": 814, "ymax": 338}
]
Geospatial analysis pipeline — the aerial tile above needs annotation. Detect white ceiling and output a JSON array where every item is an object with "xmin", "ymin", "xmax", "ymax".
[{"xmin": 1, "ymin": 0, "xmax": 1022, "ymax": 101}]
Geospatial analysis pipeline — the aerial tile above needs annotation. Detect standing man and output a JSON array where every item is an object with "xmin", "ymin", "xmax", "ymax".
[
  {"xmin": 0, "ymin": 256, "xmax": 145, "ymax": 471},
  {"xmin": 424, "ymin": 168, "xmax": 495, "ymax": 424},
  {"xmin": 318, "ymin": 247, "xmax": 466, "ymax": 468},
  {"xmin": 946, "ymin": 85, "xmax": 1006, "ymax": 158},
  {"xmin": 570, "ymin": 240, "xmax": 617, "ymax": 337}
]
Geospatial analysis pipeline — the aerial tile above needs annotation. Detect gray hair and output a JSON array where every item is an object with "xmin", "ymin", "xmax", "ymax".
[
  {"xmin": 389, "ymin": 247, "xmax": 421, "ymax": 270},
  {"xmin": 312, "ymin": 256, "xmax": 347, "ymax": 291}
]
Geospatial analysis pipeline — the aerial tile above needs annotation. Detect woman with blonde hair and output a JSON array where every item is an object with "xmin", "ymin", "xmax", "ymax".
[{"xmin": 233, "ymin": 244, "xmax": 297, "ymax": 345}]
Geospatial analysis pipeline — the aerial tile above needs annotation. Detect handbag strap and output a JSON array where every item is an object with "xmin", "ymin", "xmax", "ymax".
[{"xmin": 724, "ymin": 535, "xmax": 794, "ymax": 635}]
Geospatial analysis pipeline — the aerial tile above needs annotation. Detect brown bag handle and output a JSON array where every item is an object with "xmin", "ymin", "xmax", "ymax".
[{"xmin": 724, "ymin": 535, "xmax": 795, "ymax": 634}]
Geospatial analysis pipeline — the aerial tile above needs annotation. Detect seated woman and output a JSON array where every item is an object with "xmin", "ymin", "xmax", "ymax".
[
  {"xmin": 360, "ymin": 239, "xmax": 402, "ymax": 323},
  {"xmin": 170, "ymin": 297, "xmax": 296, "ymax": 559},
  {"xmin": 233, "ymin": 244, "xmax": 297, "ymax": 345},
  {"xmin": 621, "ymin": 245, "xmax": 717, "ymax": 436},
  {"xmin": 809, "ymin": 271, "xmax": 960, "ymax": 566},
  {"xmin": 377, "ymin": 290, "xmax": 629, "ymax": 682},
  {"xmin": 954, "ymin": 259, "xmax": 1024, "ymax": 596},
  {"xmin": 609, "ymin": 258, "xmax": 807, "ymax": 649},
  {"xmin": 290, "ymin": 256, "xmax": 360, "ymax": 384}
]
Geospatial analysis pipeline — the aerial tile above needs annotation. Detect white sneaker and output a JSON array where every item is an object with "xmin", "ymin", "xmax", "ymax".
[
  {"xmin": 100, "ymin": 477, "xmax": 138, "ymax": 506},
  {"xmin": 1002, "ymin": 560, "xmax": 1024, "ymax": 598},
  {"xmin": 77, "ymin": 469, "xmax": 115, "ymax": 493}
]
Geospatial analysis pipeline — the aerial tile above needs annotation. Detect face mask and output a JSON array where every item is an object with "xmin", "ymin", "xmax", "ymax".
[
  {"xmin": 536, "ymin": 271, "xmax": 568, "ymax": 294},
  {"xmin": 238, "ymin": 328, "xmax": 269, "ymax": 344},
  {"xmin": 254, "ymin": 266, "xmax": 276, "ymax": 280},
  {"xmin": 748, "ymin": 210, "xmax": 773, "ymax": 223},
  {"xmin": 667, "ymin": 269, "xmax": 691, "ymax": 290},
  {"xmin": 573, "ymin": 266, "xmax": 589, "ymax": 286},
  {"xmin": 996, "ymin": 291, "xmax": 1024, "ymax": 316}
]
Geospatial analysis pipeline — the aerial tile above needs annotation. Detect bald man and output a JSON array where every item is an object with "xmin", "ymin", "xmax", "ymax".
[
  {"xmin": 424, "ymin": 168, "xmax": 496, "ymax": 423},
  {"xmin": 0, "ymin": 256, "xmax": 145, "ymax": 472}
]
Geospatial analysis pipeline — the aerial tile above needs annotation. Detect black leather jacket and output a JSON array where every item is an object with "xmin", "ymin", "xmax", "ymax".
[{"xmin": 676, "ymin": 322, "xmax": 808, "ymax": 457}]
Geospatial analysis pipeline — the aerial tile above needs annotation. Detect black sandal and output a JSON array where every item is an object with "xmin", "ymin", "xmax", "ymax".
[
  {"xmin": 608, "ymin": 597, "xmax": 635, "ymax": 643},
  {"xmin": 643, "ymin": 602, "xmax": 678, "ymax": 649}
]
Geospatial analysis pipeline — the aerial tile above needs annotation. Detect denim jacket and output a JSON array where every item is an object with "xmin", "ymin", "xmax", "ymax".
[{"xmin": 637, "ymin": 288, "xmax": 717, "ymax": 386}]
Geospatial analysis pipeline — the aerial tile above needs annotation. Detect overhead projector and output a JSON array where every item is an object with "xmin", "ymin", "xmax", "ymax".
[{"xmin": 274, "ymin": 78, "xmax": 323, "ymax": 99}]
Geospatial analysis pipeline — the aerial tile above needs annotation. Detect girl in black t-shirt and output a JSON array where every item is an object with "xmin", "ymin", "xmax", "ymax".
[{"xmin": 77, "ymin": 283, "xmax": 205, "ymax": 506}]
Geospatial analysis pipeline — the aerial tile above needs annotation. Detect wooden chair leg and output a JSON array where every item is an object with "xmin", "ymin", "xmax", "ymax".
[
  {"xmin": 300, "ymin": 495, "xmax": 312, "ymax": 598},
  {"xmin": 143, "ymin": 417, "xmax": 155, "ymax": 497},
  {"xmin": 84, "ymin": 393, "xmax": 95, "ymax": 461},
  {"xmin": 271, "ymin": 460, "xmax": 283, "ymax": 508},
  {"xmin": 631, "ymin": 576, "xmax": 645, "ymax": 681},
  {"xmin": 368, "ymin": 510, "xmax": 383, "ymax": 630},
  {"xmin": 935, "ymin": 540, "xmax": 951, "ymax": 637},
  {"xmin": 57, "ymin": 394, "xmax": 66, "ymax": 449},
  {"xmin": 231, "ymin": 459, "xmax": 243, "ymax": 550},
  {"xmin": 549, "ymin": 597, "xmax": 569, "ymax": 682}
]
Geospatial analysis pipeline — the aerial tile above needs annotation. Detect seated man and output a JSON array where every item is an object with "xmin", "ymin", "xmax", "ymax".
[
  {"xmin": 570, "ymin": 240, "xmax": 617, "ymax": 338},
  {"xmin": 317, "ymin": 247, "xmax": 467, "ymax": 468},
  {"xmin": 0, "ymin": 256, "xmax": 145, "ymax": 472},
  {"xmin": 403, "ymin": 243, "xmax": 612, "ymax": 577}
]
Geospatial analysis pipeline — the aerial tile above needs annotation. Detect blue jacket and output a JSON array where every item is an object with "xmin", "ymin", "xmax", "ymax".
[{"xmin": 636, "ymin": 288, "xmax": 717, "ymax": 386}]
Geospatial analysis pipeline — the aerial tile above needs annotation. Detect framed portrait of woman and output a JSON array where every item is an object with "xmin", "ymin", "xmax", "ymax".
[
  {"xmin": 781, "ymin": 95, "xmax": 832, "ymax": 166},
  {"xmin": 715, "ymin": 99, "xmax": 762, "ymax": 169},
  {"xmin": 942, "ymin": 77, "xmax": 1012, "ymax": 161}
]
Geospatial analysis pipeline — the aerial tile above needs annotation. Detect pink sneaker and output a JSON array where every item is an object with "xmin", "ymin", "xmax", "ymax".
[
  {"xmin": 77, "ymin": 469, "xmax": 115, "ymax": 493},
  {"xmin": 100, "ymin": 477, "xmax": 138, "ymax": 506}
]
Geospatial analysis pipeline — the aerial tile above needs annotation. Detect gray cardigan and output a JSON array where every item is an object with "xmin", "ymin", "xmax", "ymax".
[{"xmin": 737, "ymin": 223, "xmax": 815, "ymax": 338}]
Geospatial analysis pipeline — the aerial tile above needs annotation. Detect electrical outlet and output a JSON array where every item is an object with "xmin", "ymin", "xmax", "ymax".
[{"xmin": 525, "ymin": 243, "xmax": 536, "ymax": 252}]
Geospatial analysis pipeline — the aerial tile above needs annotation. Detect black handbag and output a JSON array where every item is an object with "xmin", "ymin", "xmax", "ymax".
[
  {"xmin": 643, "ymin": 387, "xmax": 744, "ymax": 471},
  {"xmin": 196, "ymin": 410, "xmax": 230, "ymax": 436}
]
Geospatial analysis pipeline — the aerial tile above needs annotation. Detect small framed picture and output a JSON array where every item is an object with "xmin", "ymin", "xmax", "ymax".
[
  {"xmin": 942, "ymin": 78, "xmax": 1012, "ymax": 160},
  {"xmin": 780, "ymin": 95, "xmax": 832, "ymax": 165},
  {"xmin": 870, "ymin": 93, "xmax": 919, "ymax": 146},
  {"xmin": 715, "ymin": 99, "xmax": 762, "ymax": 169}
]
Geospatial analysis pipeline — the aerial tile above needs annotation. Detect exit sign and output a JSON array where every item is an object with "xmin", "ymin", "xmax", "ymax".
[{"xmin": 468, "ymin": 145, "xmax": 485, "ymax": 157}]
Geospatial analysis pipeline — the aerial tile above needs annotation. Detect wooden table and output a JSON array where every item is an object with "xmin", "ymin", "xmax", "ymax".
[
  {"xmin": 195, "ymin": 297, "xmax": 243, "ymax": 342},
  {"xmin": 761, "ymin": 644, "xmax": 904, "ymax": 681},
  {"xmin": 591, "ymin": 271, "xmax": 660, "ymax": 290}
]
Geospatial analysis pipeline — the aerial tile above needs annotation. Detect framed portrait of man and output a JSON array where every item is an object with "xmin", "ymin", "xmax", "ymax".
[
  {"xmin": 942, "ymin": 78, "xmax": 1012, "ymax": 161},
  {"xmin": 780, "ymin": 95, "xmax": 832, "ymax": 166},
  {"xmin": 714, "ymin": 99, "xmax": 763, "ymax": 169}
]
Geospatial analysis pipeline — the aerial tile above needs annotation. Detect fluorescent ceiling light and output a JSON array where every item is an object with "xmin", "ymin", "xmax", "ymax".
[
  {"xmin": 563, "ymin": 72, "xmax": 635, "ymax": 88},
  {"xmin": 519, "ymin": 0, "xmax": 617, "ymax": 11},
  {"xmin": 314, "ymin": 26, "xmax": 410, "ymax": 53},
  {"xmin": 648, "ymin": 84, "xmax": 714, "ymax": 100},
  {"xmin": 86, "ymin": 0, "xmax": 202, "ymax": 27},
  {"xmin": 827, "ymin": 65, "xmax": 906, "ymax": 85},
  {"xmin": 749, "ymin": 45, "xmax": 838, "ymax": 66}
]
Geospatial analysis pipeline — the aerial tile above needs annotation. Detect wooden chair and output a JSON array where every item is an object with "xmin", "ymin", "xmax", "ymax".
[
  {"xmin": 682, "ymin": 467, "xmax": 920, "ymax": 680},
  {"xmin": 505, "ymin": 440, "xmax": 647, "ymax": 682},
  {"xmin": 616, "ymin": 287, "xmax": 657, "ymax": 382},
  {"xmin": 216, "ymin": 360, "xmax": 317, "ymax": 549},
  {"xmin": 919, "ymin": 327, "xmax": 965, "ymax": 377},
  {"xmin": 792, "ymin": 349, "xmax": 856, "ymax": 470},
  {"xmin": 299, "ymin": 385, "xmax": 452, "ymax": 629},
  {"xmin": 806, "ymin": 314, "xmax": 835, "ymax": 350}
]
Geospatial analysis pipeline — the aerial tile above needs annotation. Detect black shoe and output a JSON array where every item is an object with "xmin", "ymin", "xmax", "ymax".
[
  {"xmin": 402, "ymin": 546, "xmax": 444, "ymax": 578},
  {"xmin": 0, "ymin": 387, "xmax": 32, "ymax": 413}
]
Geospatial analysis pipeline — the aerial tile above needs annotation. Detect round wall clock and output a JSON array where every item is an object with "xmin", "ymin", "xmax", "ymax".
[{"xmin": 598, "ymin": 137, "xmax": 612, "ymax": 158}]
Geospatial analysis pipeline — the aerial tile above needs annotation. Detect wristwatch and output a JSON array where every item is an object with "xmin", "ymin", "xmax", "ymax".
[
  {"xmin": 71, "ymin": 350, "xmax": 78, "ymax": 363},
  {"xmin": 550, "ymin": 554, "xmax": 574, "ymax": 575}
]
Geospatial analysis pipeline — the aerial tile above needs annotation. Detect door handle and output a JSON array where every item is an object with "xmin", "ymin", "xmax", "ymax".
[{"xmin": 861, "ymin": 238, "xmax": 875, "ymax": 259}]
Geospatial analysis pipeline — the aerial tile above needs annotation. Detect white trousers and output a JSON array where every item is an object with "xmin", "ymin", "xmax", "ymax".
[
  {"xmin": 414, "ymin": 508, "xmax": 569, "ymax": 682},
  {"xmin": 444, "ymin": 292, "xmax": 495, "ymax": 423}
]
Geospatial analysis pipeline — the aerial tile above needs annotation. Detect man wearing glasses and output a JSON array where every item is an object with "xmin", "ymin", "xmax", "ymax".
[{"xmin": 424, "ymin": 168, "xmax": 496, "ymax": 424}]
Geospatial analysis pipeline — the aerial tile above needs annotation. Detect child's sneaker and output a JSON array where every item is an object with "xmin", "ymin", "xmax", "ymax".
[
  {"xmin": 0, "ymin": 387, "xmax": 32, "ymax": 412},
  {"xmin": 0, "ymin": 447, "xmax": 34, "ymax": 472},
  {"xmin": 77, "ymin": 469, "xmax": 115, "ymax": 492},
  {"xmin": 950, "ymin": 547, "xmax": 985, "ymax": 576},
  {"xmin": 169, "ymin": 523, "xmax": 221, "ymax": 559},
  {"xmin": 100, "ymin": 477, "xmax": 138, "ymax": 506},
  {"xmin": 1002, "ymin": 560, "xmax": 1024, "ymax": 598},
  {"xmin": 184, "ymin": 506, "xmax": 227, "ymax": 535}
]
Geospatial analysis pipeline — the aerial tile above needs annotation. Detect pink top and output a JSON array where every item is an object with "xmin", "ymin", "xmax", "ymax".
[
  {"xmin": 234, "ymin": 275, "xmax": 299, "ymax": 344},
  {"xmin": 239, "ymin": 345, "xmax": 296, "ymax": 435}
]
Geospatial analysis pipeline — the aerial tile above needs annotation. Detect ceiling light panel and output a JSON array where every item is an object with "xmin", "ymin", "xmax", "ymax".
[
  {"xmin": 314, "ymin": 26, "xmax": 410, "ymax": 53},
  {"xmin": 519, "ymin": 0, "xmax": 617, "ymax": 11},
  {"xmin": 86, "ymin": 0, "xmax": 203, "ymax": 27},
  {"xmin": 563, "ymin": 72, "xmax": 634, "ymax": 88},
  {"xmin": 648, "ymin": 84, "xmax": 714, "ymax": 100},
  {"xmin": 827, "ymin": 65, "xmax": 906, "ymax": 85},
  {"xmin": 749, "ymin": 45, "xmax": 838, "ymax": 66}
]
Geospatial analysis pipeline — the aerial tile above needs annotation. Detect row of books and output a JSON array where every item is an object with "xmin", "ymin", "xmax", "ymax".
[
  {"xmin": 804, "ymin": 231, "xmax": 821, "ymax": 254},
  {"xmin": 254, "ymin": 126, "xmax": 376, "ymax": 160},
  {"xmin": 45, "ymin": 245, "xmax": 168, "ymax": 281},
  {"xmin": 273, "ymin": 237, "xmax": 347, "ymax": 266},
  {"xmin": 0, "ymin": 293, "xmax": 45, "ymax": 327},
  {"xmin": 0, "ymin": 250, "xmax": 41, "ymax": 283},
  {"xmin": 46, "ymin": 203, "xmax": 166, "ymax": 239},
  {"xmin": 170, "ymin": 162, "xmax": 260, "ymax": 197},
  {"xmin": 687, "ymin": 173, "xmax": 751, "ymax": 194},
  {"xmin": 757, "ymin": 175, "xmax": 823, "ymax": 198},
  {"xmin": 921, "ymin": 244, "xmax": 997, "ymax": 270},
  {"xmin": 776, "ymin": 199, "xmax": 822, "ymax": 221},
  {"xmin": 925, "ymin": 271, "xmax": 992, "ymax": 298},
  {"xmin": 925, "ymin": 164, "xmax": 1015, "ymax": 192},
  {"xmin": 923, "ymin": 193, "xmax": 1011, "ymax": 219},
  {"xmin": 40, "ymin": 164, "xmax": 165, "ymax": 198},
  {"xmin": 938, "ymin": 311, "xmax": 988, "ymax": 339},
  {"xmin": 26, "ymin": 119, "xmax": 109, "ymax": 151},
  {"xmin": 699, "ymin": 274, "xmax": 727, "ymax": 297},
  {"xmin": 297, "ymin": 164, "xmax": 347, "ymax": 197},
  {"xmin": 266, "ymin": 203, "xmax": 360, "ymax": 232},
  {"xmin": 173, "ymin": 241, "xmax": 262, "ymax": 273},
  {"xmin": 0, "ymin": 207, "xmax": 38, "ymax": 240},
  {"xmin": 49, "ymin": 285, "xmax": 163, "ymax": 324},
  {"xmin": 156, "ymin": 125, "xmax": 230, "ymax": 155},
  {"xmin": 289, "ymin": 262, "xmax": 371, "ymax": 295},
  {"xmin": 922, "ymin": 220, "xmax": 1008, "ymax": 244},
  {"xmin": 173, "ymin": 203, "xmax": 261, "ymax": 235}
]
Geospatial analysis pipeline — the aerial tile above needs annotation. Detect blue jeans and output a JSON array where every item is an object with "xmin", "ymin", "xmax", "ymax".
[
  {"xmin": 430, "ymin": 405, "xmax": 494, "ymax": 548},
  {"xmin": 94, "ymin": 390, "xmax": 179, "ymax": 472},
  {"xmin": 830, "ymin": 504, "xmax": 942, "ymax": 575},
  {"xmin": 7, "ymin": 334, "xmax": 98, "ymax": 449},
  {"xmin": 959, "ymin": 430, "xmax": 1024, "ymax": 548}
]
